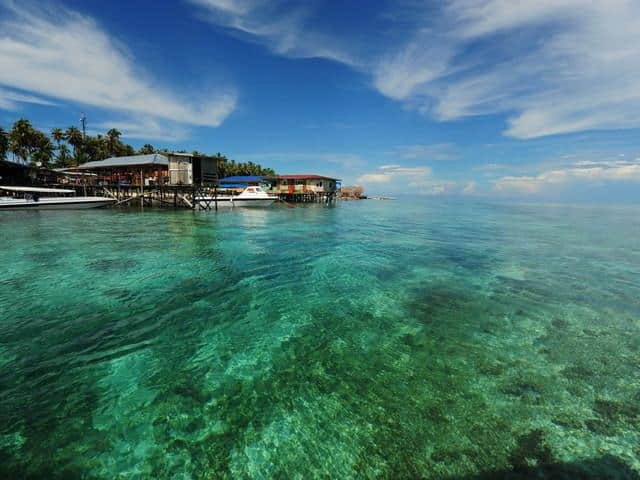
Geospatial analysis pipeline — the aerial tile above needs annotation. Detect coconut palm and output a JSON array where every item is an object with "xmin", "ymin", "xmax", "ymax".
[
  {"xmin": 93, "ymin": 134, "xmax": 110, "ymax": 160},
  {"xmin": 9, "ymin": 119, "xmax": 37, "ymax": 164},
  {"xmin": 31, "ymin": 131, "xmax": 54, "ymax": 167},
  {"xmin": 65, "ymin": 126, "xmax": 83, "ymax": 165},
  {"xmin": 106, "ymin": 128, "xmax": 122, "ymax": 157},
  {"xmin": 51, "ymin": 128, "xmax": 64, "ymax": 148},
  {"xmin": 0, "ymin": 126, "xmax": 8, "ymax": 161},
  {"xmin": 138, "ymin": 144, "xmax": 155, "ymax": 155},
  {"xmin": 56, "ymin": 144, "xmax": 72, "ymax": 167}
]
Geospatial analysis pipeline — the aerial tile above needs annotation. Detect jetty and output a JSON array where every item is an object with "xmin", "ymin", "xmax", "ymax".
[{"xmin": 48, "ymin": 155, "xmax": 340, "ymax": 209}]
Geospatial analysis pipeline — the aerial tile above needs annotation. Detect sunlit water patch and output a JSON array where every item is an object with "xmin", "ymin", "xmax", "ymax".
[{"xmin": 0, "ymin": 200, "xmax": 639, "ymax": 479}]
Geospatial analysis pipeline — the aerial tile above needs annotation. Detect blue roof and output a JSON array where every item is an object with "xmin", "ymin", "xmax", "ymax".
[
  {"xmin": 218, "ymin": 183, "xmax": 247, "ymax": 188},
  {"xmin": 219, "ymin": 176, "xmax": 264, "ymax": 183}
]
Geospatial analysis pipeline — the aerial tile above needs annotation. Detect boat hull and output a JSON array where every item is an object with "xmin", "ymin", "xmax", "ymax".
[
  {"xmin": 195, "ymin": 197, "xmax": 275, "ymax": 208},
  {"xmin": 0, "ymin": 197, "xmax": 115, "ymax": 210}
]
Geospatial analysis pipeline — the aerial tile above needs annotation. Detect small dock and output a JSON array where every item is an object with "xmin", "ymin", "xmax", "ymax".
[{"xmin": 73, "ymin": 184, "xmax": 223, "ymax": 209}]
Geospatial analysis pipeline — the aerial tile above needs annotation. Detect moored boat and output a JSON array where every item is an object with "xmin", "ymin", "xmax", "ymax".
[
  {"xmin": 0, "ymin": 186, "xmax": 115, "ymax": 210},
  {"xmin": 196, "ymin": 186, "xmax": 276, "ymax": 209}
]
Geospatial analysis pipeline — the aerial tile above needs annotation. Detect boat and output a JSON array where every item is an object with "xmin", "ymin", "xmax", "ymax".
[
  {"xmin": 196, "ymin": 186, "xmax": 276, "ymax": 209},
  {"xmin": 0, "ymin": 186, "xmax": 116, "ymax": 210}
]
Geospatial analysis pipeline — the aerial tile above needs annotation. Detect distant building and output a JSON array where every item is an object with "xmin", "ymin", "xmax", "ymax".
[{"xmin": 270, "ymin": 175, "xmax": 340, "ymax": 194}]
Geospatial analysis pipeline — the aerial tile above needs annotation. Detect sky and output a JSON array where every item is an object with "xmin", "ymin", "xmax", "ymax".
[{"xmin": 1, "ymin": 0, "xmax": 640, "ymax": 201}]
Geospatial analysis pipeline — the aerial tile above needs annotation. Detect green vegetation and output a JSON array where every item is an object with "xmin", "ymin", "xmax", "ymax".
[
  {"xmin": 0, "ymin": 126, "xmax": 8, "ymax": 162},
  {"xmin": 0, "ymin": 119, "xmax": 276, "ymax": 175},
  {"xmin": 7, "ymin": 119, "xmax": 53, "ymax": 166},
  {"xmin": 213, "ymin": 154, "xmax": 276, "ymax": 178}
]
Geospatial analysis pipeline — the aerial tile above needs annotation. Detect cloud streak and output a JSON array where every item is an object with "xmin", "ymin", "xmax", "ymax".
[
  {"xmin": 375, "ymin": 0, "xmax": 640, "ymax": 139},
  {"xmin": 189, "ymin": 0, "xmax": 361, "ymax": 66},
  {"xmin": 356, "ymin": 164, "xmax": 461, "ymax": 195},
  {"xmin": 0, "ymin": 1, "xmax": 236, "ymax": 128},
  {"xmin": 493, "ymin": 158, "xmax": 640, "ymax": 194},
  {"xmin": 190, "ymin": 0, "xmax": 640, "ymax": 140}
]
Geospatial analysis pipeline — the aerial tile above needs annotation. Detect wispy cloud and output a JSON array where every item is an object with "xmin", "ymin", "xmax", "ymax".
[
  {"xmin": 0, "ymin": 1, "xmax": 235, "ymax": 128},
  {"xmin": 190, "ymin": 0, "xmax": 640, "ymax": 140},
  {"xmin": 493, "ymin": 157, "xmax": 640, "ymax": 194},
  {"xmin": 357, "ymin": 165, "xmax": 431, "ymax": 183},
  {"xmin": 375, "ymin": 0, "xmax": 640, "ymax": 139},
  {"xmin": 188, "ymin": 0, "xmax": 361, "ymax": 66},
  {"xmin": 92, "ymin": 117, "xmax": 189, "ymax": 143},
  {"xmin": 461, "ymin": 181, "xmax": 476, "ymax": 194},
  {"xmin": 0, "ymin": 87, "xmax": 58, "ymax": 110},
  {"xmin": 392, "ymin": 143, "xmax": 460, "ymax": 161},
  {"xmin": 356, "ymin": 164, "xmax": 459, "ymax": 195}
]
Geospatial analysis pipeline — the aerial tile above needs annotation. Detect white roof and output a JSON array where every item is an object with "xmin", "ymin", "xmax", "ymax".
[
  {"xmin": 0, "ymin": 186, "xmax": 75, "ymax": 193},
  {"xmin": 76, "ymin": 154, "xmax": 168, "ymax": 169}
]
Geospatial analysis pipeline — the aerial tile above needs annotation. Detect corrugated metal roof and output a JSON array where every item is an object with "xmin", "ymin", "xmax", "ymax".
[
  {"xmin": 76, "ymin": 154, "xmax": 168, "ymax": 169},
  {"xmin": 277, "ymin": 174, "xmax": 340, "ymax": 181}
]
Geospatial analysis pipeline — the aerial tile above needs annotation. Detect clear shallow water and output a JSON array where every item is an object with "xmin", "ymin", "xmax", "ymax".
[{"xmin": 0, "ymin": 199, "xmax": 639, "ymax": 479}]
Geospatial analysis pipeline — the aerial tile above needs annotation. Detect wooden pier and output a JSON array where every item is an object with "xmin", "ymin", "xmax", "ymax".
[
  {"xmin": 63, "ymin": 184, "xmax": 338, "ymax": 209},
  {"xmin": 276, "ymin": 191, "xmax": 338, "ymax": 204},
  {"xmin": 67, "ymin": 184, "xmax": 223, "ymax": 210}
]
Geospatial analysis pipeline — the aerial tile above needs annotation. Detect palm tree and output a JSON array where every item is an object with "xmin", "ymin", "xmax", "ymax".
[
  {"xmin": 138, "ymin": 144, "xmax": 155, "ymax": 155},
  {"xmin": 94, "ymin": 134, "xmax": 109, "ymax": 160},
  {"xmin": 56, "ymin": 144, "xmax": 72, "ymax": 167},
  {"xmin": 106, "ymin": 128, "xmax": 122, "ymax": 157},
  {"xmin": 51, "ymin": 127, "xmax": 64, "ymax": 148},
  {"xmin": 65, "ymin": 126, "xmax": 83, "ymax": 165},
  {"xmin": 9, "ymin": 119, "xmax": 37, "ymax": 164},
  {"xmin": 0, "ymin": 126, "xmax": 8, "ymax": 161},
  {"xmin": 31, "ymin": 131, "xmax": 54, "ymax": 167}
]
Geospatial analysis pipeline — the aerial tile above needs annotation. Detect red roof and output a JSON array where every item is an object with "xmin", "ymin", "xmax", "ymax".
[{"xmin": 277, "ymin": 174, "xmax": 340, "ymax": 180}]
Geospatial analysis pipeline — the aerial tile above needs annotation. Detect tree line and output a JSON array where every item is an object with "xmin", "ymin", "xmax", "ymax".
[{"xmin": 0, "ymin": 118, "xmax": 276, "ymax": 177}]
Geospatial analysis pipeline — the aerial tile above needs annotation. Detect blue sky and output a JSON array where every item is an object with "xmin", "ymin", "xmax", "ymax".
[{"xmin": 1, "ymin": 0, "xmax": 640, "ymax": 201}]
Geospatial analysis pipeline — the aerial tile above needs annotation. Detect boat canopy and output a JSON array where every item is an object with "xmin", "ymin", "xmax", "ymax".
[{"xmin": 0, "ymin": 186, "xmax": 76, "ymax": 193}]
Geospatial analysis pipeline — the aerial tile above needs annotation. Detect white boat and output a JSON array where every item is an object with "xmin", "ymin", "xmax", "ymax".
[
  {"xmin": 196, "ymin": 186, "xmax": 276, "ymax": 209},
  {"xmin": 0, "ymin": 186, "xmax": 115, "ymax": 210}
]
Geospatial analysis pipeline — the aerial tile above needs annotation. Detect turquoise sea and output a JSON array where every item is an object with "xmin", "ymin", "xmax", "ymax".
[{"xmin": 1, "ymin": 199, "xmax": 639, "ymax": 479}]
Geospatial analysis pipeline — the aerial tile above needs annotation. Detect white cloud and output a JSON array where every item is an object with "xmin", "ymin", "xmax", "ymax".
[
  {"xmin": 188, "ymin": 0, "xmax": 361, "ymax": 66},
  {"xmin": 0, "ymin": 87, "xmax": 57, "ymax": 110},
  {"xmin": 462, "ymin": 181, "xmax": 476, "ymax": 194},
  {"xmin": 357, "ymin": 164, "xmax": 432, "ymax": 184},
  {"xmin": 392, "ymin": 143, "xmax": 459, "ymax": 161},
  {"xmin": 373, "ymin": 36, "xmax": 452, "ymax": 100},
  {"xmin": 374, "ymin": 0, "xmax": 640, "ymax": 139},
  {"xmin": 493, "ymin": 158, "xmax": 640, "ymax": 194},
  {"xmin": 190, "ymin": 0, "xmax": 640, "ymax": 140},
  {"xmin": 356, "ymin": 164, "xmax": 456, "ymax": 195},
  {"xmin": 357, "ymin": 173, "xmax": 391, "ymax": 184},
  {"xmin": 92, "ymin": 117, "xmax": 189, "ymax": 143},
  {"xmin": 0, "ymin": 1, "xmax": 235, "ymax": 127}
]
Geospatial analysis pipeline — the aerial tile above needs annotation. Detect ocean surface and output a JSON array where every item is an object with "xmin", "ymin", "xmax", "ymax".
[{"xmin": 0, "ymin": 198, "xmax": 639, "ymax": 479}]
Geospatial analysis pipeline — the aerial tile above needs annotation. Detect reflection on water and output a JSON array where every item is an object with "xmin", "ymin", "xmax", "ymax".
[{"xmin": 0, "ymin": 199, "xmax": 639, "ymax": 479}]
